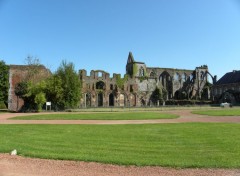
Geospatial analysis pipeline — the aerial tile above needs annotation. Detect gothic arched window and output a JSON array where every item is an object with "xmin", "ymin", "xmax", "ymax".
[
  {"xmin": 150, "ymin": 72, "xmax": 155, "ymax": 78},
  {"xmin": 174, "ymin": 73, "xmax": 179, "ymax": 81},
  {"xmin": 182, "ymin": 73, "xmax": 186, "ymax": 82},
  {"xmin": 139, "ymin": 67, "xmax": 144, "ymax": 77},
  {"xmin": 200, "ymin": 71, "xmax": 205, "ymax": 80},
  {"xmin": 96, "ymin": 81, "xmax": 105, "ymax": 89},
  {"xmin": 189, "ymin": 74, "xmax": 193, "ymax": 81}
]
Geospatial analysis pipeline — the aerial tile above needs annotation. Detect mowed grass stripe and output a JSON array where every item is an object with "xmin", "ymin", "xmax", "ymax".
[
  {"xmin": 0, "ymin": 123, "xmax": 240, "ymax": 168},
  {"xmin": 192, "ymin": 108, "xmax": 240, "ymax": 116},
  {"xmin": 10, "ymin": 112, "xmax": 178, "ymax": 120}
]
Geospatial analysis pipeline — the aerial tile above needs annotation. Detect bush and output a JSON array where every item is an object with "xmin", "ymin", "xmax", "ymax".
[
  {"xmin": 0, "ymin": 101, "xmax": 7, "ymax": 109},
  {"xmin": 165, "ymin": 100, "xmax": 212, "ymax": 106}
]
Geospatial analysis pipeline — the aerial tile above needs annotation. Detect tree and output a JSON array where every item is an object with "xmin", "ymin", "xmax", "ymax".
[
  {"xmin": 55, "ymin": 60, "xmax": 81, "ymax": 109},
  {"xmin": 14, "ymin": 56, "xmax": 50, "ymax": 111},
  {"xmin": 45, "ymin": 75, "xmax": 64, "ymax": 110},
  {"xmin": 151, "ymin": 87, "xmax": 162, "ymax": 105},
  {"xmin": 27, "ymin": 80, "xmax": 46, "ymax": 109},
  {"xmin": 34, "ymin": 92, "xmax": 46, "ymax": 112},
  {"xmin": 0, "ymin": 60, "xmax": 9, "ymax": 107},
  {"xmin": 151, "ymin": 87, "xmax": 168, "ymax": 105},
  {"xmin": 15, "ymin": 82, "xmax": 28, "ymax": 98},
  {"xmin": 15, "ymin": 80, "xmax": 47, "ymax": 111}
]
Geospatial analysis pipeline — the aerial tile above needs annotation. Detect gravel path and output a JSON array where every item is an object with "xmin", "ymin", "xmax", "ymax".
[
  {"xmin": 0, "ymin": 110, "xmax": 240, "ymax": 175},
  {"xmin": 1, "ymin": 154, "xmax": 240, "ymax": 176},
  {"xmin": 0, "ymin": 109, "xmax": 240, "ymax": 124}
]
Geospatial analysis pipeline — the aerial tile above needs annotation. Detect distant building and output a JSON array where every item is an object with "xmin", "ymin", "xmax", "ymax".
[{"xmin": 212, "ymin": 70, "xmax": 240, "ymax": 104}]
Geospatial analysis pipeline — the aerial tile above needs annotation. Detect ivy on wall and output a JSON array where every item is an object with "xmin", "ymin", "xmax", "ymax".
[
  {"xmin": 133, "ymin": 63, "xmax": 138, "ymax": 76},
  {"xmin": 116, "ymin": 74, "xmax": 129, "ymax": 90},
  {"xmin": 139, "ymin": 76, "xmax": 148, "ymax": 82},
  {"xmin": 144, "ymin": 68, "xmax": 148, "ymax": 77},
  {"xmin": 133, "ymin": 63, "xmax": 148, "ymax": 78}
]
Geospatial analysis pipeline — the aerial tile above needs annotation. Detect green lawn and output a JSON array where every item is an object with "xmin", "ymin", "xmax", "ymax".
[
  {"xmin": 1, "ymin": 123, "xmax": 240, "ymax": 168},
  {"xmin": 192, "ymin": 108, "xmax": 240, "ymax": 116},
  {"xmin": 10, "ymin": 112, "xmax": 178, "ymax": 120}
]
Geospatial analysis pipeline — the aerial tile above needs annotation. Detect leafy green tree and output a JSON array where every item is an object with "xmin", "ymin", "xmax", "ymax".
[
  {"xmin": 0, "ymin": 60, "xmax": 9, "ymax": 107},
  {"xmin": 14, "ymin": 57, "xmax": 50, "ymax": 111},
  {"xmin": 34, "ymin": 92, "xmax": 46, "ymax": 111},
  {"xmin": 25, "ymin": 81, "xmax": 47, "ymax": 111},
  {"xmin": 151, "ymin": 87, "xmax": 162, "ymax": 105},
  {"xmin": 14, "ymin": 57, "xmax": 81, "ymax": 111},
  {"xmin": 151, "ymin": 87, "xmax": 168, "ymax": 105},
  {"xmin": 45, "ymin": 75, "xmax": 64, "ymax": 110},
  {"xmin": 55, "ymin": 61, "xmax": 81, "ymax": 109},
  {"xmin": 15, "ymin": 82, "xmax": 28, "ymax": 98}
]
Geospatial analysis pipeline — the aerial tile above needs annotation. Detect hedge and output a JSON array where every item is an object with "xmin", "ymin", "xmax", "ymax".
[{"xmin": 0, "ymin": 101, "xmax": 7, "ymax": 109}]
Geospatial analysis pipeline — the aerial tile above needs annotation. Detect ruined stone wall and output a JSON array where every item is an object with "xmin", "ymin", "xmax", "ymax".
[
  {"xmin": 80, "ymin": 53, "xmax": 211, "ymax": 107},
  {"xmin": 80, "ymin": 64, "xmax": 210, "ymax": 107},
  {"xmin": 145, "ymin": 66, "xmax": 209, "ymax": 100},
  {"xmin": 80, "ymin": 69, "xmax": 138, "ymax": 107}
]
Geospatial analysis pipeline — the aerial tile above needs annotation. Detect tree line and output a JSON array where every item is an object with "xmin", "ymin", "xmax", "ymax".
[{"xmin": 0, "ymin": 60, "xmax": 9, "ymax": 109}]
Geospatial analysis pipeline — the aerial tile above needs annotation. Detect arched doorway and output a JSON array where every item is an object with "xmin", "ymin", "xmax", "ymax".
[
  {"xmin": 159, "ymin": 71, "xmax": 172, "ymax": 91},
  {"xmin": 129, "ymin": 94, "xmax": 136, "ymax": 106},
  {"xmin": 109, "ymin": 93, "xmax": 114, "ymax": 106},
  {"xmin": 141, "ymin": 98, "xmax": 146, "ymax": 106},
  {"xmin": 86, "ymin": 93, "xmax": 91, "ymax": 107},
  {"xmin": 98, "ymin": 93, "xmax": 103, "ymax": 107},
  {"xmin": 174, "ymin": 90, "xmax": 180, "ymax": 99},
  {"xmin": 119, "ymin": 94, "xmax": 125, "ymax": 107}
]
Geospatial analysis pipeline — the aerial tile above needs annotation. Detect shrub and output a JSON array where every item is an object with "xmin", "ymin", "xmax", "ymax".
[
  {"xmin": 165, "ymin": 100, "xmax": 212, "ymax": 106},
  {"xmin": 0, "ymin": 101, "xmax": 7, "ymax": 109}
]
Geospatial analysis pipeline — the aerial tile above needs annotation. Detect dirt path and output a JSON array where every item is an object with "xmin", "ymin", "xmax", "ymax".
[
  {"xmin": 0, "ymin": 110, "xmax": 240, "ymax": 176},
  {"xmin": 0, "ymin": 109, "xmax": 240, "ymax": 124},
  {"xmin": 1, "ymin": 154, "xmax": 240, "ymax": 176}
]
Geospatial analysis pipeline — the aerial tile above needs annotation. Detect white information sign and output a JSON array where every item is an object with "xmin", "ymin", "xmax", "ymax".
[{"xmin": 46, "ymin": 102, "xmax": 52, "ymax": 111}]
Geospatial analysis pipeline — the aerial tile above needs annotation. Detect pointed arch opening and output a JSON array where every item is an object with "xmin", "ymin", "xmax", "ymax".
[
  {"xmin": 139, "ymin": 67, "xmax": 144, "ymax": 77},
  {"xmin": 182, "ymin": 73, "xmax": 186, "ymax": 82},
  {"xmin": 109, "ymin": 93, "xmax": 114, "ymax": 106},
  {"xmin": 119, "ymin": 94, "xmax": 125, "ymax": 107},
  {"xmin": 86, "ymin": 93, "xmax": 91, "ymax": 107},
  {"xmin": 98, "ymin": 93, "xmax": 103, "ymax": 107}
]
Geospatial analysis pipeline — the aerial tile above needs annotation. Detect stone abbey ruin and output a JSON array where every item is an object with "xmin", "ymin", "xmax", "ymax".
[
  {"xmin": 8, "ymin": 52, "xmax": 216, "ymax": 111},
  {"xmin": 79, "ymin": 52, "xmax": 215, "ymax": 107}
]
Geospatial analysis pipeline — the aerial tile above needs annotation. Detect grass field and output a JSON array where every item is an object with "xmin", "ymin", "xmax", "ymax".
[
  {"xmin": 192, "ymin": 108, "xmax": 240, "ymax": 116},
  {"xmin": 10, "ymin": 112, "xmax": 178, "ymax": 120},
  {"xmin": 1, "ymin": 123, "xmax": 240, "ymax": 168},
  {"xmin": 65, "ymin": 106, "xmax": 218, "ymax": 112}
]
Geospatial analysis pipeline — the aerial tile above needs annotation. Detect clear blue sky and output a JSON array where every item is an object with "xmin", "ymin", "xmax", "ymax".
[{"xmin": 0, "ymin": 0, "xmax": 240, "ymax": 80}]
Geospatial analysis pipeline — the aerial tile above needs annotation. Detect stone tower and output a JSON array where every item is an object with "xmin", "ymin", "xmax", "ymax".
[{"xmin": 126, "ymin": 52, "xmax": 147, "ymax": 77}]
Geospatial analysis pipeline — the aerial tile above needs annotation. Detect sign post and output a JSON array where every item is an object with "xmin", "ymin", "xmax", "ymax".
[{"xmin": 46, "ymin": 102, "xmax": 51, "ymax": 111}]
